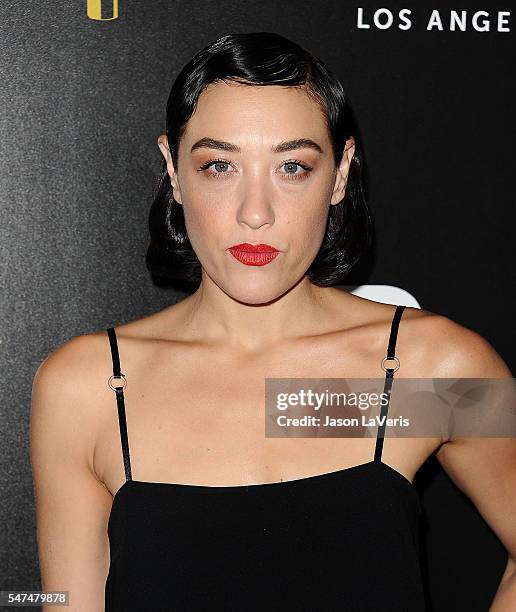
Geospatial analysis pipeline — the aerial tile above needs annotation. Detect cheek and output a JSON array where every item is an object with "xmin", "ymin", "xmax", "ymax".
[
  {"xmin": 179, "ymin": 171, "xmax": 230, "ymax": 236},
  {"xmin": 283, "ymin": 197, "xmax": 331, "ymax": 255},
  {"xmin": 181, "ymin": 196, "xmax": 229, "ymax": 257}
]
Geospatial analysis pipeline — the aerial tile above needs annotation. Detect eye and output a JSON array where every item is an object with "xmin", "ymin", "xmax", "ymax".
[
  {"xmin": 279, "ymin": 160, "xmax": 313, "ymax": 181},
  {"xmin": 197, "ymin": 159, "xmax": 234, "ymax": 179},
  {"xmin": 197, "ymin": 158, "xmax": 313, "ymax": 181}
]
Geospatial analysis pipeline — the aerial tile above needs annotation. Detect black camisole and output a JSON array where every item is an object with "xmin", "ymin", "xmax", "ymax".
[{"xmin": 104, "ymin": 304, "xmax": 426, "ymax": 611}]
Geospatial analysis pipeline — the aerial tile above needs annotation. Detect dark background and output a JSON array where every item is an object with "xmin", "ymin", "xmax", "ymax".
[{"xmin": 0, "ymin": 1, "xmax": 514, "ymax": 610}]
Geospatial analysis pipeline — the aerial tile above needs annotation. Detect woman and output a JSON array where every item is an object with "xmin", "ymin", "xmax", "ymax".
[{"xmin": 31, "ymin": 32, "xmax": 515, "ymax": 611}]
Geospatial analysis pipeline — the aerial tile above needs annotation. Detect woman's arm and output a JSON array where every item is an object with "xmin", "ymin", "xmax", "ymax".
[
  {"xmin": 431, "ymin": 318, "xmax": 516, "ymax": 611},
  {"xmin": 30, "ymin": 335, "xmax": 113, "ymax": 611}
]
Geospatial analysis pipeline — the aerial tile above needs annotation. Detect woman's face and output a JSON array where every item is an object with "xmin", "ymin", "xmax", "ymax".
[{"xmin": 158, "ymin": 80, "xmax": 355, "ymax": 304}]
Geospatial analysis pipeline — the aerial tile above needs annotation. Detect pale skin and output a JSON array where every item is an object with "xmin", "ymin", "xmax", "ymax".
[{"xmin": 31, "ymin": 81, "xmax": 515, "ymax": 610}]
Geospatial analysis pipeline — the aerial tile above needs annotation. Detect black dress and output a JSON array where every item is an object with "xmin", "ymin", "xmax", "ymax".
[{"xmin": 104, "ymin": 304, "xmax": 426, "ymax": 611}]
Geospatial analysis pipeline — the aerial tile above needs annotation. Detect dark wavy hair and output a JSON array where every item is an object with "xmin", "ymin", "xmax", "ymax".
[{"xmin": 146, "ymin": 31, "xmax": 374, "ymax": 291}]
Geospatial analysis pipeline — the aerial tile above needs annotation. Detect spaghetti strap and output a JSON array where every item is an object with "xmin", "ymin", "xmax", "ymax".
[
  {"xmin": 105, "ymin": 308, "xmax": 404, "ymax": 482},
  {"xmin": 374, "ymin": 305, "xmax": 406, "ymax": 463},
  {"xmin": 106, "ymin": 327, "xmax": 132, "ymax": 482}
]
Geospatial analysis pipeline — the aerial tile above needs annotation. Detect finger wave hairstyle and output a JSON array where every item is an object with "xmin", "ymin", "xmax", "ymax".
[{"xmin": 146, "ymin": 31, "xmax": 374, "ymax": 291}]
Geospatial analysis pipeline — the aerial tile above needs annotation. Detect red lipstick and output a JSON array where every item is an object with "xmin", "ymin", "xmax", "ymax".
[{"xmin": 228, "ymin": 243, "xmax": 280, "ymax": 266}]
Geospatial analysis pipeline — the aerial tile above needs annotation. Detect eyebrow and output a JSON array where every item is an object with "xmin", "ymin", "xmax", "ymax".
[{"xmin": 190, "ymin": 137, "xmax": 324, "ymax": 155}]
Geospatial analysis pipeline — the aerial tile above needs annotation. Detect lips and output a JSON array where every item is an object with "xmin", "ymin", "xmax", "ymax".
[{"xmin": 227, "ymin": 243, "xmax": 280, "ymax": 267}]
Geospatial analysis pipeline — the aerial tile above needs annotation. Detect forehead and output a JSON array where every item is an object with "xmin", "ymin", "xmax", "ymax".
[{"xmin": 183, "ymin": 81, "xmax": 329, "ymax": 145}]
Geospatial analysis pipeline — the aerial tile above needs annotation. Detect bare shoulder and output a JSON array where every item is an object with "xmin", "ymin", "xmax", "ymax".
[
  {"xmin": 31, "ymin": 301, "xmax": 186, "ymax": 434},
  {"xmin": 404, "ymin": 309, "xmax": 513, "ymax": 378},
  {"xmin": 31, "ymin": 298, "xmax": 189, "ymax": 427},
  {"xmin": 353, "ymin": 300, "xmax": 512, "ymax": 379},
  {"xmin": 33, "ymin": 330, "xmax": 110, "ymax": 384},
  {"xmin": 32, "ymin": 330, "xmax": 114, "ymax": 407},
  {"xmin": 31, "ymin": 330, "xmax": 119, "ymax": 477}
]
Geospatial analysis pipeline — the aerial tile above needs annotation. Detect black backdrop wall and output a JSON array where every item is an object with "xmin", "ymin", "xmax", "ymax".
[{"xmin": 0, "ymin": 1, "xmax": 514, "ymax": 610}]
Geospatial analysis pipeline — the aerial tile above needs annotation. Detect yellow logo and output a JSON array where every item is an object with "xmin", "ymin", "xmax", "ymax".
[{"xmin": 87, "ymin": 0, "xmax": 119, "ymax": 21}]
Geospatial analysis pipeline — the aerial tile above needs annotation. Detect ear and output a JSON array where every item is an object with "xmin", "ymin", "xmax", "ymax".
[
  {"xmin": 157, "ymin": 133, "xmax": 183, "ymax": 205},
  {"xmin": 330, "ymin": 136, "xmax": 356, "ymax": 205}
]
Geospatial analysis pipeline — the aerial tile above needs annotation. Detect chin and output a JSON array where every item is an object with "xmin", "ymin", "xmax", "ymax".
[{"xmin": 222, "ymin": 277, "xmax": 290, "ymax": 306}]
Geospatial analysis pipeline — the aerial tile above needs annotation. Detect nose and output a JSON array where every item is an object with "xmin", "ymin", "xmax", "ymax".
[{"xmin": 235, "ymin": 173, "xmax": 275, "ymax": 230}]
